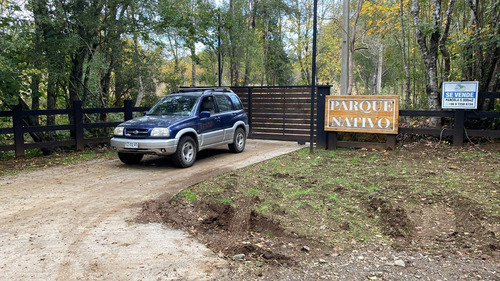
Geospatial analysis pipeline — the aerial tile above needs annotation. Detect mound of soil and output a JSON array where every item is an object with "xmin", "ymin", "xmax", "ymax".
[
  {"xmin": 368, "ymin": 197, "xmax": 414, "ymax": 239},
  {"xmin": 137, "ymin": 196, "xmax": 323, "ymax": 267},
  {"xmin": 139, "ymin": 194, "xmax": 500, "ymax": 280}
]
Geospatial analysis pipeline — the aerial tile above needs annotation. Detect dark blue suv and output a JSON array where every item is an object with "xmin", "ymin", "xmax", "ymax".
[{"xmin": 111, "ymin": 88, "xmax": 249, "ymax": 168}]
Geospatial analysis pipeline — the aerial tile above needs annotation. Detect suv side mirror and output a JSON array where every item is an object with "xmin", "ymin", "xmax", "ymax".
[{"xmin": 199, "ymin": 111, "xmax": 211, "ymax": 118}]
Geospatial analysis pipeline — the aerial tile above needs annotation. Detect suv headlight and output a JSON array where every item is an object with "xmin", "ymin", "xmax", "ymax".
[
  {"xmin": 114, "ymin": 126, "xmax": 124, "ymax": 136},
  {"xmin": 151, "ymin": 127, "xmax": 170, "ymax": 137}
]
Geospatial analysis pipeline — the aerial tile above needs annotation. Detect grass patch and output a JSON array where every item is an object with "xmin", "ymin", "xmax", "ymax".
[
  {"xmin": 287, "ymin": 188, "xmax": 313, "ymax": 197},
  {"xmin": 180, "ymin": 190, "xmax": 197, "ymax": 202},
  {"xmin": 175, "ymin": 142, "xmax": 500, "ymax": 252}
]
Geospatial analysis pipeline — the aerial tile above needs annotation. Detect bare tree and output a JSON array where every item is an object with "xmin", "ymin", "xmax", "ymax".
[{"xmin": 411, "ymin": 0, "xmax": 455, "ymax": 126}]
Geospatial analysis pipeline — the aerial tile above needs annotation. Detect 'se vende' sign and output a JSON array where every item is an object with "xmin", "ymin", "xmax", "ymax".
[{"xmin": 325, "ymin": 96, "xmax": 399, "ymax": 134}]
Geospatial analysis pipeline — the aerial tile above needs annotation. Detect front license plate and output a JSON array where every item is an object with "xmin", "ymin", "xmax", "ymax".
[{"xmin": 125, "ymin": 142, "xmax": 139, "ymax": 149}]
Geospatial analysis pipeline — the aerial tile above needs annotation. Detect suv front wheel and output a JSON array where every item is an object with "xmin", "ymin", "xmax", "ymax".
[
  {"xmin": 229, "ymin": 127, "xmax": 246, "ymax": 153},
  {"xmin": 173, "ymin": 136, "xmax": 197, "ymax": 168}
]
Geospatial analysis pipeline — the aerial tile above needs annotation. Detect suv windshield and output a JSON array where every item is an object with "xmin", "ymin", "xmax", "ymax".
[{"xmin": 148, "ymin": 95, "xmax": 198, "ymax": 116}]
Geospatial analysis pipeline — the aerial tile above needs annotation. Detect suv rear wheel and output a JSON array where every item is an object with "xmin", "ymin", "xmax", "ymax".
[
  {"xmin": 173, "ymin": 136, "xmax": 197, "ymax": 168},
  {"xmin": 118, "ymin": 152, "xmax": 143, "ymax": 164},
  {"xmin": 229, "ymin": 127, "xmax": 246, "ymax": 153}
]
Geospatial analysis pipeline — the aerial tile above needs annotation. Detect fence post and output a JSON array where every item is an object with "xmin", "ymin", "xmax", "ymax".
[
  {"xmin": 327, "ymin": 131, "xmax": 337, "ymax": 150},
  {"xmin": 316, "ymin": 86, "xmax": 329, "ymax": 149},
  {"xmin": 12, "ymin": 102, "xmax": 25, "ymax": 158},
  {"xmin": 73, "ymin": 100, "xmax": 84, "ymax": 151},
  {"xmin": 453, "ymin": 109, "xmax": 465, "ymax": 146},
  {"xmin": 386, "ymin": 134, "xmax": 396, "ymax": 149},
  {"xmin": 247, "ymin": 88, "xmax": 253, "ymax": 137},
  {"xmin": 124, "ymin": 100, "xmax": 133, "ymax": 121}
]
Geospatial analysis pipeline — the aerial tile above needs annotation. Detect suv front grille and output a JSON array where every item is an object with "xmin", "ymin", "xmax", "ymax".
[{"xmin": 125, "ymin": 128, "xmax": 149, "ymax": 137}]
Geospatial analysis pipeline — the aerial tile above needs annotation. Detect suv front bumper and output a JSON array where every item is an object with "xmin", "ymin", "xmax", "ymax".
[{"xmin": 111, "ymin": 137, "xmax": 178, "ymax": 155}]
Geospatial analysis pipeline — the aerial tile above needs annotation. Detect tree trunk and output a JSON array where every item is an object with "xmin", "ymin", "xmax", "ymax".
[
  {"xmin": 46, "ymin": 72, "xmax": 57, "ymax": 140},
  {"xmin": 243, "ymin": 1, "xmax": 256, "ymax": 86},
  {"xmin": 439, "ymin": 0, "xmax": 456, "ymax": 81},
  {"xmin": 191, "ymin": 44, "xmax": 197, "ymax": 87},
  {"xmin": 229, "ymin": 0, "xmax": 239, "ymax": 86},
  {"xmin": 230, "ymin": 54, "xmax": 239, "ymax": 86},
  {"xmin": 347, "ymin": 0, "xmax": 365, "ymax": 95},
  {"xmin": 18, "ymin": 98, "xmax": 47, "ymax": 146},
  {"xmin": 467, "ymin": 0, "xmax": 500, "ymax": 92},
  {"xmin": 135, "ymin": 75, "xmax": 145, "ymax": 107},
  {"xmin": 411, "ymin": 0, "xmax": 444, "ymax": 126},
  {"xmin": 69, "ymin": 49, "xmax": 86, "ymax": 106},
  {"xmin": 134, "ymin": 36, "xmax": 145, "ymax": 107},
  {"xmin": 399, "ymin": 0, "xmax": 411, "ymax": 109},
  {"xmin": 376, "ymin": 43, "xmax": 383, "ymax": 95},
  {"xmin": 261, "ymin": 19, "xmax": 270, "ymax": 86},
  {"xmin": 465, "ymin": 0, "xmax": 500, "ymax": 115},
  {"xmin": 243, "ymin": 53, "xmax": 251, "ymax": 86}
]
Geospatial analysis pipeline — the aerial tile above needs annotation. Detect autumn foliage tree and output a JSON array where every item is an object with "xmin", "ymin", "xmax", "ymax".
[{"xmin": 0, "ymin": 0, "xmax": 498, "ymax": 119}]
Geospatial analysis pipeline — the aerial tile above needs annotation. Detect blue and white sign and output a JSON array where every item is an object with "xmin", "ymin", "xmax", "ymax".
[{"xmin": 442, "ymin": 81, "xmax": 478, "ymax": 109}]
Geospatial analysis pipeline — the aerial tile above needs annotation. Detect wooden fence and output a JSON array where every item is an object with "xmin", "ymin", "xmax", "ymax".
[
  {"xmin": 0, "ymin": 100, "xmax": 148, "ymax": 157},
  {"xmin": 1, "ymin": 88, "xmax": 499, "ymax": 157},
  {"xmin": 398, "ymin": 92, "xmax": 500, "ymax": 145},
  {"xmin": 319, "ymin": 92, "xmax": 500, "ymax": 149}
]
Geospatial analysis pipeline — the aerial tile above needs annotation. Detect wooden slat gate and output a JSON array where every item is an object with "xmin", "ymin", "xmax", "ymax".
[{"xmin": 232, "ymin": 86, "xmax": 331, "ymax": 143}]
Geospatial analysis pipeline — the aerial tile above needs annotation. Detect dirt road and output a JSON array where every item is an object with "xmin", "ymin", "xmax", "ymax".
[{"xmin": 0, "ymin": 140, "xmax": 303, "ymax": 280}]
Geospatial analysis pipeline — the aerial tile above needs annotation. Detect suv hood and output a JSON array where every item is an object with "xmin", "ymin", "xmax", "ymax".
[{"xmin": 120, "ymin": 115, "xmax": 190, "ymax": 128}]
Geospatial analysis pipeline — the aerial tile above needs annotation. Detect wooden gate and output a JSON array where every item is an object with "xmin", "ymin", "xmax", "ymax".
[{"xmin": 232, "ymin": 86, "xmax": 331, "ymax": 142}]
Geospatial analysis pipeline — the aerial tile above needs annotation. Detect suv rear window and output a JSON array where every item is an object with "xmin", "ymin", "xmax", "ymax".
[
  {"xmin": 215, "ymin": 94, "xmax": 233, "ymax": 112},
  {"xmin": 229, "ymin": 94, "xmax": 243, "ymax": 110}
]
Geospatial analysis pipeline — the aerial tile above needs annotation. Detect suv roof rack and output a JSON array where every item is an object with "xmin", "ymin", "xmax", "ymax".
[{"xmin": 177, "ymin": 87, "xmax": 232, "ymax": 93}]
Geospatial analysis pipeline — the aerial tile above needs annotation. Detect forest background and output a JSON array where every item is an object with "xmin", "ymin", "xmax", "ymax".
[{"xmin": 0, "ymin": 0, "xmax": 499, "ymax": 117}]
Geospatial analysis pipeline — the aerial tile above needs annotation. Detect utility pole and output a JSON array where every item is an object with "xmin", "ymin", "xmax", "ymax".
[
  {"xmin": 218, "ymin": 11, "xmax": 222, "ymax": 87},
  {"xmin": 310, "ymin": 0, "xmax": 318, "ymax": 153},
  {"xmin": 340, "ymin": 0, "xmax": 350, "ymax": 95}
]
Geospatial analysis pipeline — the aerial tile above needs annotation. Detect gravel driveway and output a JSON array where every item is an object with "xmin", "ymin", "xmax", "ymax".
[{"xmin": 0, "ymin": 140, "xmax": 302, "ymax": 280}]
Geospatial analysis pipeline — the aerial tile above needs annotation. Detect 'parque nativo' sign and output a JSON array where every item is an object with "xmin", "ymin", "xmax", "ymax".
[{"xmin": 325, "ymin": 95, "xmax": 399, "ymax": 134}]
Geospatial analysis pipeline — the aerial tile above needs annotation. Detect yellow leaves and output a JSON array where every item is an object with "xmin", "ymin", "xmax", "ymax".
[{"xmin": 359, "ymin": 0, "xmax": 400, "ymax": 36}]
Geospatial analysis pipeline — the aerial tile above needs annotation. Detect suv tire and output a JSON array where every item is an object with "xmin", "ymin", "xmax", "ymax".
[
  {"xmin": 229, "ymin": 127, "xmax": 246, "ymax": 153},
  {"xmin": 173, "ymin": 136, "xmax": 197, "ymax": 168},
  {"xmin": 118, "ymin": 152, "xmax": 143, "ymax": 164}
]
